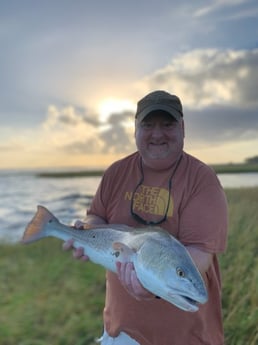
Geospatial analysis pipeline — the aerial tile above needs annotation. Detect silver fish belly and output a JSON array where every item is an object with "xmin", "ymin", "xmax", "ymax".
[{"xmin": 21, "ymin": 205, "xmax": 208, "ymax": 312}]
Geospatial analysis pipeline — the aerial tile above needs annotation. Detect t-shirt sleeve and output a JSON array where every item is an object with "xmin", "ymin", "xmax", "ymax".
[
  {"xmin": 178, "ymin": 179, "xmax": 228, "ymax": 254},
  {"xmin": 87, "ymin": 170, "xmax": 110, "ymax": 220}
]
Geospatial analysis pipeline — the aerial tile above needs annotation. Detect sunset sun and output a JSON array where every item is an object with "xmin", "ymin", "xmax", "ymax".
[{"xmin": 98, "ymin": 98, "xmax": 135, "ymax": 123}]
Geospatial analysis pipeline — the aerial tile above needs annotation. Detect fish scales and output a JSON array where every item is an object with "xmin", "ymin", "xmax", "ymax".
[{"xmin": 21, "ymin": 205, "xmax": 208, "ymax": 312}]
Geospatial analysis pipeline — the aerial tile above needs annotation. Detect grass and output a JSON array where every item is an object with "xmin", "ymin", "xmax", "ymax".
[
  {"xmin": 1, "ymin": 187, "xmax": 258, "ymax": 344},
  {"xmin": 0, "ymin": 241, "xmax": 105, "ymax": 345},
  {"xmin": 220, "ymin": 188, "xmax": 258, "ymax": 344}
]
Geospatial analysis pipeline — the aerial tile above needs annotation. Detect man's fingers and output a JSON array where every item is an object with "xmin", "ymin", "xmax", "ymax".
[
  {"xmin": 74, "ymin": 220, "xmax": 85, "ymax": 229},
  {"xmin": 116, "ymin": 261, "xmax": 153, "ymax": 300},
  {"xmin": 62, "ymin": 238, "xmax": 74, "ymax": 251},
  {"xmin": 116, "ymin": 262, "xmax": 137, "ymax": 292},
  {"xmin": 73, "ymin": 246, "xmax": 84, "ymax": 258},
  {"xmin": 124, "ymin": 262, "xmax": 134, "ymax": 287}
]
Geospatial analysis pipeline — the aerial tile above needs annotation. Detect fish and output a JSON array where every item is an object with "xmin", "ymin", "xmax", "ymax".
[{"xmin": 21, "ymin": 205, "xmax": 208, "ymax": 312}]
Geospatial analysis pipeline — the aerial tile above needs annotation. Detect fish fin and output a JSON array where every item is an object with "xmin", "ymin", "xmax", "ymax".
[
  {"xmin": 21, "ymin": 205, "xmax": 58, "ymax": 244},
  {"xmin": 83, "ymin": 223, "xmax": 131, "ymax": 231},
  {"xmin": 112, "ymin": 242, "xmax": 135, "ymax": 262}
]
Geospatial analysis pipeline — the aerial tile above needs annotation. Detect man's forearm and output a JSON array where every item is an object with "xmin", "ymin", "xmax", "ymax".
[
  {"xmin": 84, "ymin": 214, "xmax": 107, "ymax": 226},
  {"xmin": 186, "ymin": 246, "xmax": 213, "ymax": 276}
]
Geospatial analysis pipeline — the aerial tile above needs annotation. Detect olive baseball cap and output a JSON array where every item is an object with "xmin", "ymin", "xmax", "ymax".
[{"xmin": 135, "ymin": 90, "xmax": 183, "ymax": 122}]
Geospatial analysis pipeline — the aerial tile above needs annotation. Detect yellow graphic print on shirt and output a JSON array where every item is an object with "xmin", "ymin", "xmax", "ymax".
[{"xmin": 125, "ymin": 184, "xmax": 173, "ymax": 217}]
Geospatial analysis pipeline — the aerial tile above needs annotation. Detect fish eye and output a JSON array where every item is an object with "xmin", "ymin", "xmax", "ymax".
[
  {"xmin": 176, "ymin": 267, "xmax": 185, "ymax": 277},
  {"xmin": 112, "ymin": 251, "xmax": 120, "ymax": 258}
]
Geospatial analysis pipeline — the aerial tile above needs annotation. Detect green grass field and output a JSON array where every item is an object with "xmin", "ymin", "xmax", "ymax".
[{"xmin": 0, "ymin": 188, "xmax": 257, "ymax": 345}]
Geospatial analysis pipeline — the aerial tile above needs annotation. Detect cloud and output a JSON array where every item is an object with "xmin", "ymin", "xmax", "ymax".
[
  {"xmin": 41, "ymin": 104, "xmax": 135, "ymax": 155},
  {"xmin": 0, "ymin": 144, "xmax": 17, "ymax": 152},
  {"xmin": 1, "ymin": 47, "xmax": 257, "ymax": 167},
  {"xmin": 63, "ymin": 110, "xmax": 136, "ymax": 155},
  {"xmin": 194, "ymin": 0, "xmax": 252, "ymax": 18},
  {"xmin": 136, "ymin": 48, "xmax": 258, "ymax": 147},
  {"xmin": 99, "ymin": 111, "xmax": 135, "ymax": 154},
  {"xmin": 43, "ymin": 105, "xmax": 100, "ymax": 129},
  {"xmin": 142, "ymin": 48, "xmax": 258, "ymax": 107},
  {"xmin": 185, "ymin": 106, "xmax": 258, "ymax": 145},
  {"xmin": 39, "ymin": 48, "xmax": 258, "ymax": 156}
]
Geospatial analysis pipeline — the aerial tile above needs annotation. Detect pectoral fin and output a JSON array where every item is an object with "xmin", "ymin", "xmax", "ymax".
[{"xmin": 112, "ymin": 242, "xmax": 135, "ymax": 262}]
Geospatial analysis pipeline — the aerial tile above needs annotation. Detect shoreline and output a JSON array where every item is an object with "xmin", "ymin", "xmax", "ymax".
[{"xmin": 36, "ymin": 163, "xmax": 258, "ymax": 178}]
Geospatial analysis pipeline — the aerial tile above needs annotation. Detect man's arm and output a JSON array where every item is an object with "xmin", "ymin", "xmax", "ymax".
[
  {"xmin": 75, "ymin": 214, "xmax": 107, "ymax": 228},
  {"xmin": 186, "ymin": 246, "xmax": 213, "ymax": 276}
]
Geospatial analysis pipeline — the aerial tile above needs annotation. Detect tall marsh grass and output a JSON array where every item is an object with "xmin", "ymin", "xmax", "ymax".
[
  {"xmin": 220, "ymin": 188, "xmax": 258, "ymax": 344},
  {"xmin": 0, "ymin": 188, "xmax": 257, "ymax": 344}
]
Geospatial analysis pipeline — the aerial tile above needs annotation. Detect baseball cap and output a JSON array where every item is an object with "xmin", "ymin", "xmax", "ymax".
[{"xmin": 135, "ymin": 90, "xmax": 183, "ymax": 122}]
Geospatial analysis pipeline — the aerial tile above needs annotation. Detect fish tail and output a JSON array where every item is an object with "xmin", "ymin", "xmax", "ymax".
[{"xmin": 21, "ymin": 205, "xmax": 58, "ymax": 244}]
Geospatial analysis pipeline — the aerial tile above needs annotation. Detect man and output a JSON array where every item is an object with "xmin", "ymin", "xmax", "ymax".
[{"xmin": 64, "ymin": 90, "xmax": 228, "ymax": 345}]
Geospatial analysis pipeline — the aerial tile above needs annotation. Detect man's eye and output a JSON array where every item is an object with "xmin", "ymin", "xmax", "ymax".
[
  {"xmin": 163, "ymin": 122, "xmax": 176, "ymax": 128},
  {"xmin": 141, "ymin": 122, "xmax": 153, "ymax": 128}
]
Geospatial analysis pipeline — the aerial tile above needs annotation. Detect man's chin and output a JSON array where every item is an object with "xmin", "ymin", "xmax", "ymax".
[
  {"xmin": 141, "ymin": 155, "xmax": 177, "ymax": 170},
  {"xmin": 147, "ymin": 151, "xmax": 170, "ymax": 160}
]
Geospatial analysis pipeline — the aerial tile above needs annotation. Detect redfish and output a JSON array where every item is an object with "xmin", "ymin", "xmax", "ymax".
[{"xmin": 21, "ymin": 205, "xmax": 208, "ymax": 312}]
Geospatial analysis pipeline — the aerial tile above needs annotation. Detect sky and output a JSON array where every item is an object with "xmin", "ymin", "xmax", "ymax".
[{"xmin": 0, "ymin": 0, "xmax": 258, "ymax": 170}]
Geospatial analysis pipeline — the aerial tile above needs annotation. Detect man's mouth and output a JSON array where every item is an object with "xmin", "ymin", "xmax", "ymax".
[
  {"xmin": 149, "ymin": 143, "xmax": 168, "ymax": 151},
  {"xmin": 149, "ymin": 142, "xmax": 167, "ymax": 148}
]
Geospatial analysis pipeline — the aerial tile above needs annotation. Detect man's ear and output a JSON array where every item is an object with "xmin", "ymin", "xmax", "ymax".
[
  {"xmin": 134, "ymin": 119, "xmax": 139, "ymax": 138},
  {"xmin": 182, "ymin": 119, "xmax": 185, "ymax": 138}
]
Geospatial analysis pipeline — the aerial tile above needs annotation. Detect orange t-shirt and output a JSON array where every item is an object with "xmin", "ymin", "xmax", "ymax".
[{"xmin": 87, "ymin": 151, "xmax": 228, "ymax": 345}]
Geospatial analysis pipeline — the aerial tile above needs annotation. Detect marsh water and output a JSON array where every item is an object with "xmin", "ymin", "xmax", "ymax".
[{"xmin": 1, "ymin": 170, "xmax": 258, "ymax": 243}]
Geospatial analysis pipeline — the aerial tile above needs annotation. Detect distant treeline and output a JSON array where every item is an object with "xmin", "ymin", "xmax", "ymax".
[
  {"xmin": 245, "ymin": 155, "xmax": 258, "ymax": 164},
  {"xmin": 37, "ymin": 162, "xmax": 258, "ymax": 178},
  {"xmin": 211, "ymin": 162, "xmax": 258, "ymax": 174},
  {"xmin": 37, "ymin": 170, "xmax": 104, "ymax": 178}
]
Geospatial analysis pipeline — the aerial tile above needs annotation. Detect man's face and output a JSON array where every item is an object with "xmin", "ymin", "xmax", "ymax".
[{"xmin": 135, "ymin": 111, "xmax": 184, "ymax": 167}]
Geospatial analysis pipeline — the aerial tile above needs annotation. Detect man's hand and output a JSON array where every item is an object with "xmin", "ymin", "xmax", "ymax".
[
  {"xmin": 116, "ymin": 261, "xmax": 154, "ymax": 301},
  {"xmin": 62, "ymin": 215, "xmax": 106, "ymax": 261},
  {"xmin": 62, "ymin": 220, "xmax": 90, "ymax": 261},
  {"xmin": 62, "ymin": 238, "xmax": 90, "ymax": 262}
]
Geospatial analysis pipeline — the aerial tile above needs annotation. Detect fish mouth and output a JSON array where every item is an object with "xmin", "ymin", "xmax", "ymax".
[
  {"xmin": 166, "ymin": 284, "xmax": 208, "ymax": 311},
  {"xmin": 167, "ymin": 293, "xmax": 200, "ymax": 312},
  {"xmin": 181, "ymin": 295, "xmax": 198, "ymax": 308}
]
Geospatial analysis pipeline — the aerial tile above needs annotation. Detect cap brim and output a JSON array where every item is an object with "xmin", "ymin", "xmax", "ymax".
[{"xmin": 136, "ymin": 104, "xmax": 181, "ymax": 122}]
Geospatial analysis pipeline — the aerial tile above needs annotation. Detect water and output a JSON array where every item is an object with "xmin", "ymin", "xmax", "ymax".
[
  {"xmin": 0, "ymin": 171, "xmax": 100, "ymax": 243},
  {"xmin": 218, "ymin": 172, "xmax": 258, "ymax": 188},
  {"xmin": 1, "ymin": 171, "xmax": 258, "ymax": 243}
]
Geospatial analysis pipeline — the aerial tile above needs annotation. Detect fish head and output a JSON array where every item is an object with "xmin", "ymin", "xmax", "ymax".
[
  {"xmin": 136, "ymin": 235, "xmax": 208, "ymax": 312},
  {"xmin": 163, "ymin": 262, "xmax": 208, "ymax": 312},
  {"xmin": 158, "ymin": 243, "xmax": 208, "ymax": 311}
]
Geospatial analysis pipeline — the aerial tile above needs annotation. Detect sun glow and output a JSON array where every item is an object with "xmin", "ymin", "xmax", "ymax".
[{"xmin": 98, "ymin": 98, "xmax": 135, "ymax": 123}]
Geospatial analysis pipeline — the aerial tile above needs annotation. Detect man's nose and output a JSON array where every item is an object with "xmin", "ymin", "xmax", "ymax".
[{"xmin": 151, "ymin": 125, "xmax": 163, "ymax": 137}]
